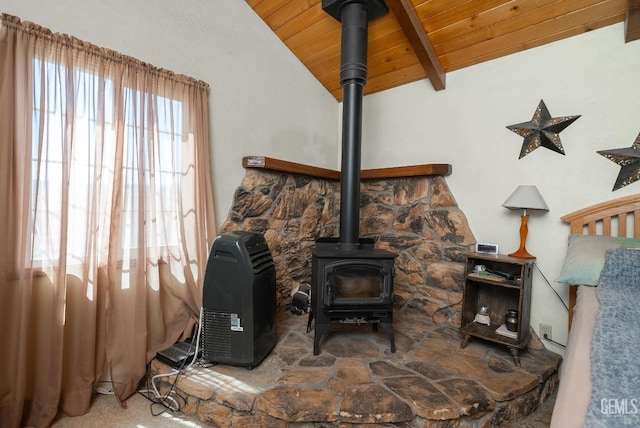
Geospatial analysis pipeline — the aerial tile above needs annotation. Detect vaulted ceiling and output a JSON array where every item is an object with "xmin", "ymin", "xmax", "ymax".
[{"xmin": 247, "ymin": 0, "xmax": 640, "ymax": 101}]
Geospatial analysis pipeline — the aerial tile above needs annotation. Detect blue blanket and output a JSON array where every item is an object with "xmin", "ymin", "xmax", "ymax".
[{"xmin": 585, "ymin": 249, "xmax": 640, "ymax": 427}]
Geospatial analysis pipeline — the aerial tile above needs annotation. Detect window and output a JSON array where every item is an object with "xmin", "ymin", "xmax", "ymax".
[{"xmin": 30, "ymin": 59, "xmax": 185, "ymax": 264}]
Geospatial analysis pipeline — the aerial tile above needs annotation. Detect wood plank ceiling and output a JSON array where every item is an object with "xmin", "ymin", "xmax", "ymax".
[{"xmin": 247, "ymin": 0, "xmax": 639, "ymax": 101}]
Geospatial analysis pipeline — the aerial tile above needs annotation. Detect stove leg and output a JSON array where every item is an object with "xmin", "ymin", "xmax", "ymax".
[
  {"xmin": 313, "ymin": 323, "xmax": 329, "ymax": 355},
  {"xmin": 379, "ymin": 322, "xmax": 396, "ymax": 353}
]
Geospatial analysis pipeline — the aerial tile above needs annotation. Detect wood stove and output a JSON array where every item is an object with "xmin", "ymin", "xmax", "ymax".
[
  {"xmin": 309, "ymin": 238, "xmax": 396, "ymax": 355},
  {"xmin": 308, "ymin": 0, "xmax": 397, "ymax": 355}
]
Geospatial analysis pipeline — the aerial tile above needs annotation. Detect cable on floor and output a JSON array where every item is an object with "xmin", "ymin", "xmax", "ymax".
[{"xmin": 137, "ymin": 308, "xmax": 205, "ymax": 415}]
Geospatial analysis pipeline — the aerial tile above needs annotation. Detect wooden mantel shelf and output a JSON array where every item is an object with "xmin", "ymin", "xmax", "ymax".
[{"xmin": 242, "ymin": 156, "xmax": 452, "ymax": 180}]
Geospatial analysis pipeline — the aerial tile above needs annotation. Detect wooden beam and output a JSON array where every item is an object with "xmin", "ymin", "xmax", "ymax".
[
  {"xmin": 243, "ymin": 156, "xmax": 340, "ymax": 180},
  {"xmin": 386, "ymin": 0, "xmax": 446, "ymax": 91},
  {"xmin": 242, "ymin": 156, "xmax": 452, "ymax": 180},
  {"xmin": 360, "ymin": 163, "xmax": 451, "ymax": 179},
  {"xmin": 626, "ymin": 0, "xmax": 640, "ymax": 42}
]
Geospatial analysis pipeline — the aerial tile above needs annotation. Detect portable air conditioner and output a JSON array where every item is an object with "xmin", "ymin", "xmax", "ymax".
[{"xmin": 201, "ymin": 231, "xmax": 277, "ymax": 368}]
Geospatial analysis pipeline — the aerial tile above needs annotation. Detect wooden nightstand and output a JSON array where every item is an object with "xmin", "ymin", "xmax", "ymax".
[{"xmin": 459, "ymin": 252, "xmax": 534, "ymax": 365}]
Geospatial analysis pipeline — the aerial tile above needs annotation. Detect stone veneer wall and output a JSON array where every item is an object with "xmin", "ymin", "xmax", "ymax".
[{"xmin": 220, "ymin": 168, "xmax": 476, "ymax": 326}]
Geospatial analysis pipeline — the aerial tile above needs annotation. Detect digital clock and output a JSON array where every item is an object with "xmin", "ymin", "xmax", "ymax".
[{"xmin": 476, "ymin": 243, "xmax": 499, "ymax": 254}]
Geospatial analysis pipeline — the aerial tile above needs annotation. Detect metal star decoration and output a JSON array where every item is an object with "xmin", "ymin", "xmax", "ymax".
[
  {"xmin": 598, "ymin": 133, "xmax": 640, "ymax": 191},
  {"xmin": 506, "ymin": 99, "xmax": 581, "ymax": 159}
]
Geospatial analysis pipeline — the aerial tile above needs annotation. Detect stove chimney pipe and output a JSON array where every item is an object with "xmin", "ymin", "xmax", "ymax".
[{"xmin": 323, "ymin": 0, "xmax": 388, "ymax": 250}]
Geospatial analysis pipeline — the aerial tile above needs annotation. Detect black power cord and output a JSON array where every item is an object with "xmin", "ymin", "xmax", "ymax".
[
  {"xmin": 535, "ymin": 264, "xmax": 567, "ymax": 347},
  {"xmin": 542, "ymin": 333, "xmax": 566, "ymax": 348},
  {"xmin": 432, "ymin": 298, "xmax": 463, "ymax": 329},
  {"xmin": 535, "ymin": 264, "xmax": 569, "ymax": 311}
]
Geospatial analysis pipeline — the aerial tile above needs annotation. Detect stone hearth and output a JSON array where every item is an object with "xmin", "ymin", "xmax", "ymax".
[
  {"xmin": 150, "ymin": 158, "xmax": 561, "ymax": 426},
  {"xmin": 149, "ymin": 310, "xmax": 561, "ymax": 426}
]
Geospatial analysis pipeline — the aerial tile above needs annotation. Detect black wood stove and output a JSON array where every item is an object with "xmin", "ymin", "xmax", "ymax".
[
  {"xmin": 308, "ymin": 0, "xmax": 397, "ymax": 355},
  {"xmin": 309, "ymin": 237, "xmax": 396, "ymax": 355}
]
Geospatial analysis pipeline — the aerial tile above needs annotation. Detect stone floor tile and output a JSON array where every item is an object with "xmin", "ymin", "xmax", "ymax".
[
  {"xmin": 383, "ymin": 376, "xmax": 459, "ymax": 420},
  {"xmin": 256, "ymin": 387, "xmax": 340, "ymax": 422},
  {"xmin": 340, "ymin": 383, "xmax": 414, "ymax": 424},
  {"xmin": 437, "ymin": 377, "xmax": 495, "ymax": 418}
]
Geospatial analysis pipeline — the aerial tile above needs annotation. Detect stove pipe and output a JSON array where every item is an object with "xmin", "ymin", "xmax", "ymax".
[{"xmin": 323, "ymin": 0, "xmax": 389, "ymax": 251}]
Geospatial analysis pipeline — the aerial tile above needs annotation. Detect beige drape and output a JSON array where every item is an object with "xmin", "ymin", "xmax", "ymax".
[{"xmin": 0, "ymin": 14, "xmax": 216, "ymax": 427}]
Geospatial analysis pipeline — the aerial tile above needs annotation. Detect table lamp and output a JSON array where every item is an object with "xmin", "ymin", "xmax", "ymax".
[{"xmin": 502, "ymin": 185, "xmax": 549, "ymax": 259}]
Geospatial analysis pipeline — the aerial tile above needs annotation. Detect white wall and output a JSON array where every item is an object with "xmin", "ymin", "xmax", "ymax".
[
  {"xmin": 1, "ymin": 0, "xmax": 339, "ymax": 227},
  {"xmin": 361, "ymin": 23, "xmax": 640, "ymax": 354}
]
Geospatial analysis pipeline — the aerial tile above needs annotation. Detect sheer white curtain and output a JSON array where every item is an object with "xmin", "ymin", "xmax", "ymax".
[{"xmin": 0, "ymin": 14, "xmax": 216, "ymax": 427}]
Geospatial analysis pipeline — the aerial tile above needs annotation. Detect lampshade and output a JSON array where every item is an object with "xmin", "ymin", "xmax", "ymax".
[{"xmin": 502, "ymin": 185, "xmax": 549, "ymax": 211}]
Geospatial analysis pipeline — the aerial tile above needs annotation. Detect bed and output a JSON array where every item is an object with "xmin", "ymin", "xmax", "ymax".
[{"xmin": 550, "ymin": 193, "xmax": 640, "ymax": 427}]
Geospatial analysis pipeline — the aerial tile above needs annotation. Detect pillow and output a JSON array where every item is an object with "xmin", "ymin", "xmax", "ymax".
[{"xmin": 556, "ymin": 234, "xmax": 640, "ymax": 286}]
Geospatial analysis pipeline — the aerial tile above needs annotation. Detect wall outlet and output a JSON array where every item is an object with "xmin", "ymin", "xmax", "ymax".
[{"xmin": 539, "ymin": 323, "xmax": 552, "ymax": 341}]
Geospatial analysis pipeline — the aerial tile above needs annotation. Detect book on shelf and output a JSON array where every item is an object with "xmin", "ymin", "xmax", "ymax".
[{"xmin": 495, "ymin": 324, "xmax": 517, "ymax": 339}]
